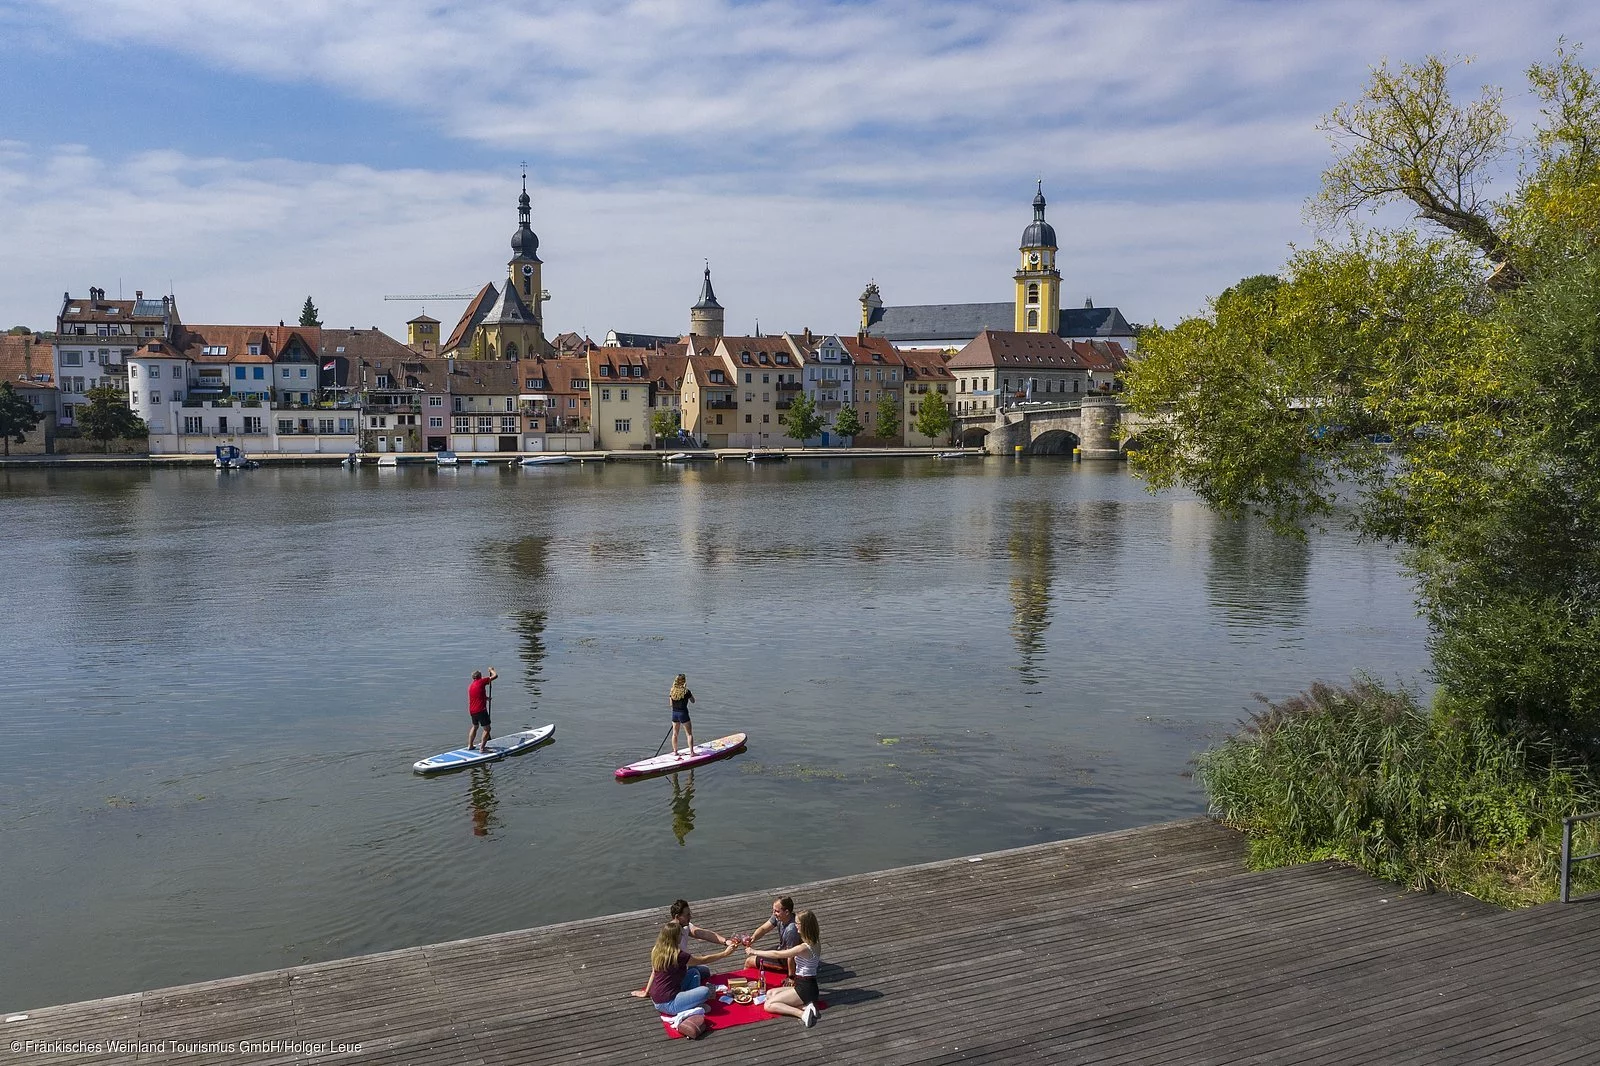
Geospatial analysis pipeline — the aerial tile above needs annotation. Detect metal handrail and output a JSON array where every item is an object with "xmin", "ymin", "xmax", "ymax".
[{"xmin": 1559, "ymin": 812, "xmax": 1600, "ymax": 903}]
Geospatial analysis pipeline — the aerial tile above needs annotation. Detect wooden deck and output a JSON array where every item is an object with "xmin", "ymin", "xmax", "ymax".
[{"xmin": 7, "ymin": 819, "xmax": 1598, "ymax": 1064}]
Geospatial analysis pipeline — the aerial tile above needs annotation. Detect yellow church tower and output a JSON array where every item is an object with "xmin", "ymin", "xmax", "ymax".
[
  {"xmin": 1014, "ymin": 181, "xmax": 1061, "ymax": 334},
  {"xmin": 476, "ymin": 174, "xmax": 552, "ymax": 359}
]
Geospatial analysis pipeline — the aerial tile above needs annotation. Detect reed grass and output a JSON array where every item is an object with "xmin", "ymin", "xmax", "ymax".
[{"xmin": 1197, "ymin": 678, "xmax": 1600, "ymax": 906}]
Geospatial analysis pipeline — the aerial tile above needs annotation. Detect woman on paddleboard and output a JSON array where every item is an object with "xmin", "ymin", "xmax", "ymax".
[{"xmin": 668, "ymin": 674, "xmax": 696, "ymax": 758}]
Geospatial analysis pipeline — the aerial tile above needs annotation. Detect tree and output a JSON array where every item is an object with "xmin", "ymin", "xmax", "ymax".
[
  {"xmin": 1125, "ymin": 44, "xmax": 1600, "ymax": 749},
  {"xmin": 913, "ymin": 388, "xmax": 953, "ymax": 444},
  {"xmin": 874, "ymin": 394, "xmax": 901, "ymax": 441},
  {"xmin": 77, "ymin": 384, "xmax": 147, "ymax": 453},
  {"xmin": 6, "ymin": 326, "xmax": 33, "ymax": 335},
  {"xmin": 0, "ymin": 381, "xmax": 41, "ymax": 455},
  {"xmin": 299, "ymin": 297, "xmax": 322, "ymax": 327},
  {"xmin": 832, "ymin": 405, "xmax": 863, "ymax": 440},
  {"xmin": 650, "ymin": 408, "xmax": 680, "ymax": 446},
  {"xmin": 779, "ymin": 393, "xmax": 824, "ymax": 446}
]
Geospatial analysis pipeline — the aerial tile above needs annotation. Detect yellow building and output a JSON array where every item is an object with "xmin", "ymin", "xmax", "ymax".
[
  {"xmin": 1014, "ymin": 181, "xmax": 1061, "ymax": 334},
  {"xmin": 587, "ymin": 348, "xmax": 654, "ymax": 450}
]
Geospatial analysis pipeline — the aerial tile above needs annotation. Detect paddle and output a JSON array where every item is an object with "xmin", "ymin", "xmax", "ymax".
[{"xmin": 652, "ymin": 724, "xmax": 674, "ymax": 758}]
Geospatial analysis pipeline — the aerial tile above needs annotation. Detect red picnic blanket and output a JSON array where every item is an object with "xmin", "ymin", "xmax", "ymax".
[{"xmin": 656, "ymin": 967, "xmax": 827, "ymax": 1039}]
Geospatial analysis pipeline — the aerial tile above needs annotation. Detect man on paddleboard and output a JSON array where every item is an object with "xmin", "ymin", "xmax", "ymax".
[{"xmin": 468, "ymin": 667, "xmax": 498, "ymax": 752}]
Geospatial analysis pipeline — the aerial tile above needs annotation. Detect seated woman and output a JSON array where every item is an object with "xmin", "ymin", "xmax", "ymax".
[
  {"xmin": 746, "ymin": 909, "xmax": 823, "ymax": 1027},
  {"xmin": 638, "ymin": 922, "xmax": 737, "ymax": 1017}
]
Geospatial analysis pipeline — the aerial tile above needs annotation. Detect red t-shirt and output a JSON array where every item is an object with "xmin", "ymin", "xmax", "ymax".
[{"xmin": 468, "ymin": 677, "xmax": 489, "ymax": 714}]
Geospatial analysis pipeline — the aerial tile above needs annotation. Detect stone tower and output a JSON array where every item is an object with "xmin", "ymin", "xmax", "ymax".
[{"xmin": 690, "ymin": 264, "xmax": 724, "ymax": 339}]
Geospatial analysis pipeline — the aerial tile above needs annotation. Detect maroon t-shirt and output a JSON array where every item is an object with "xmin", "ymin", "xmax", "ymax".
[
  {"xmin": 647, "ymin": 950, "xmax": 690, "ymax": 1005},
  {"xmin": 468, "ymin": 677, "xmax": 489, "ymax": 714}
]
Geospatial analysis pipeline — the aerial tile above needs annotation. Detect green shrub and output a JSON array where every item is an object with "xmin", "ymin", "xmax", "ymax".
[{"xmin": 1198, "ymin": 678, "xmax": 1600, "ymax": 906}]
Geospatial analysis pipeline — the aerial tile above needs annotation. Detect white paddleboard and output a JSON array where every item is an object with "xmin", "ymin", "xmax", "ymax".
[
  {"xmin": 614, "ymin": 732, "xmax": 747, "ymax": 779},
  {"xmin": 413, "ymin": 724, "xmax": 555, "ymax": 775}
]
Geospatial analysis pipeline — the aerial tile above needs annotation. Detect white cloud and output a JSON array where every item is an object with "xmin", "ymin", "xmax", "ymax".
[
  {"xmin": 0, "ymin": 144, "xmax": 1303, "ymax": 337},
  {"xmin": 5, "ymin": 1, "xmax": 1595, "ymax": 334}
]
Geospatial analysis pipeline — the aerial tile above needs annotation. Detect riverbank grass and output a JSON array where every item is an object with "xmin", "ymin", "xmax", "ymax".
[{"xmin": 1198, "ymin": 678, "xmax": 1600, "ymax": 907}]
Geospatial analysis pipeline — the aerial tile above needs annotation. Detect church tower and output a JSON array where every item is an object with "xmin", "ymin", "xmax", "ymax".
[
  {"xmin": 689, "ymin": 263, "xmax": 724, "ymax": 339},
  {"xmin": 1014, "ymin": 181, "xmax": 1061, "ymax": 334},
  {"xmin": 476, "ymin": 174, "xmax": 551, "ymax": 359}
]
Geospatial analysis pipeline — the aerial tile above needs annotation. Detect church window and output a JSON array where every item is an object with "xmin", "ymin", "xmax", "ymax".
[
  {"xmin": 506, "ymin": 343, "xmax": 518, "ymax": 359},
  {"xmin": 487, "ymin": 345, "xmax": 496, "ymax": 358},
  {"xmin": 1027, "ymin": 283, "xmax": 1039, "ymax": 305},
  {"xmin": 1027, "ymin": 309, "xmax": 1038, "ymax": 328}
]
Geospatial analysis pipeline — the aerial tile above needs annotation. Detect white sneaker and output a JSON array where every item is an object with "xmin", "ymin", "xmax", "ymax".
[{"xmin": 801, "ymin": 1003, "xmax": 818, "ymax": 1027}]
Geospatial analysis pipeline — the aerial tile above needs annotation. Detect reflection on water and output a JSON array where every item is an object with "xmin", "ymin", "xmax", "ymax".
[
  {"xmin": 1206, "ymin": 518, "xmax": 1312, "ymax": 630},
  {"xmin": 0, "ymin": 459, "xmax": 1432, "ymax": 1010},
  {"xmin": 1007, "ymin": 501, "xmax": 1056, "ymax": 690},
  {"xmin": 468, "ymin": 766, "xmax": 499, "ymax": 838},
  {"xmin": 670, "ymin": 770, "xmax": 697, "ymax": 846}
]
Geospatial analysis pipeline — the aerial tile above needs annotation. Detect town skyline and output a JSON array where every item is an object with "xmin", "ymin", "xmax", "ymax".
[{"xmin": 3, "ymin": 0, "xmax": 1592, "ymax": 340}]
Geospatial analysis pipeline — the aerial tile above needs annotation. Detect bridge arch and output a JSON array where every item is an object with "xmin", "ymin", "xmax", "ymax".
[
  {"xmin": 1028, "ymin": 428, "xmax": 1080, "ymax": 456},
  {"xmin": 958, "ymin": 425, "xmax": 990, "ymax": 448}
]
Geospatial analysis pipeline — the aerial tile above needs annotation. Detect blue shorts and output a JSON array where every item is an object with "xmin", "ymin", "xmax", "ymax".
[{"xmin": 671, "ymin": 709, "xmax": 691, "ymax": 724}]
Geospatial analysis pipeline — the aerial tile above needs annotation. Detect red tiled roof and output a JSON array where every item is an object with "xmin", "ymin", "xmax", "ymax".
[
  {"xmin": 0, "ymin": 334, "xmax": 57, "ymax": 387},
  {"xmin": 948, "ymin": 330, "xmax": 1091, "ymax": 371}
]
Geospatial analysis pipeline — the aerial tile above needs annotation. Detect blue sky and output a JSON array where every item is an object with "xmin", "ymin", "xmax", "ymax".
[{"xmin": 2, "ymin": 0, "xmax": 1594, "ymax": 340}]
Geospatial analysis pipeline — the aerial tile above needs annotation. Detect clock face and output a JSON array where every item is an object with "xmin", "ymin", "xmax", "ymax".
[
  {"xmin": 1028, "ymin": 251, "xmax": 1040, "ymax": 265},
  {"xmin": 522, "ymin": 265, "xmax": 535, "ymax": 277}
]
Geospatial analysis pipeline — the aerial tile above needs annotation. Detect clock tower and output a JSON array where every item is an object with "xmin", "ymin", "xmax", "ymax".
[
  {"xmin": 1014, "ymin": 181, "xmax": 1060, "ymax": 334},
  {"xmin": 509, "ymin": 173, "xmax": 544, "ymax": 327}
]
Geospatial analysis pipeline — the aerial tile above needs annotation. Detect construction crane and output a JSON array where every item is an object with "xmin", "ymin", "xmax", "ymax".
[{"xmin": 382, "ymin": 292, "xmax": 478, "ymax": 302}]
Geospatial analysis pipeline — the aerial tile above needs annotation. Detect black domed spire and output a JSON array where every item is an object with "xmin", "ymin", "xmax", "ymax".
[
  {"xmin": 1021, "ymin": 179, "xmax": 1056, "ymax": 249},
  {"xmin": 511, "ymin": 169, "xmax": 540, "ymax": 260}
]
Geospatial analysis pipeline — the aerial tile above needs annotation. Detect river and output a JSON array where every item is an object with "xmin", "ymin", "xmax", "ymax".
[{"xmin": 0, "ymin": 457, "xmax": 1430, "ymax": 1010}]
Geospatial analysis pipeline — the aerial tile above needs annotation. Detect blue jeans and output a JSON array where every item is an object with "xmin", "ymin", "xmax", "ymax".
[{"xmin": 654, "ymin": 967, "xmax": 712, "ymax": 1015}]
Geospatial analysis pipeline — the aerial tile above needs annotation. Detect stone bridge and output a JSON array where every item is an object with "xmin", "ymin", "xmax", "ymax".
[{"xmin": 952, "ymin": 396, "xmax": 1152, "ymax": 458}]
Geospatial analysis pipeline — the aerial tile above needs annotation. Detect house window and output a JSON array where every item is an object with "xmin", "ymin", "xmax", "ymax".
[
  {"xmin": 505, "ymin": 397, "xmax": 514, "ymax": 412},
  {"xmin": 500, "ymin": 416, "xmax": 518, "ymax": 433},
  {"xmin": 568, "ymin": 398, "xmax": 577, "ymax": 408},
  {"xmin": 430, "ymin": 396, "xmax": 443, "ymax": 406},
  {"xmin": 453, "ymin": 397, "xmax": 463, "ymax": 412},
  {"xmin": 281, "ymin": 368, "xmax": 291, "ymax": 378},
  {"xmin": 762, "ymin": 414, "xmax": 769, "ymax": 423},
  {"xmin": 762, "ymin": 374, "xmax": 769, "ymax": 383},
  {"xmin": 453, "ymin": 416, "xmax": 470, "ymax": 432},
  {"xmin": 715, "ymin": 414, "xmax": 723, "ymax": 425},
  {"xmin": 709, "ymin": 371, "xmax": 724, "ymax": 383},
  {"xmin": 184, "ymin": 416, "xmax": 203, "ymax": 433},
  {"xmin": 744, "ymin": 372, "xmax": 752, "ymax": 383},
  {"xmin": 63, "ymin": 351, "xmax": 82, "ymax": 367},
  {"xmin": 614, "ymin": 419, "xmax": 631, "ymax": 433},
  {"xmin": 129, "ymin": 364, "xmax": 139, "ymax": 378},
  {"xmin": 244, "ymin": 416, "xmax": 262, "ymax": 433},
  {"xmin": 298, "ymin": 368, "xmax": 308, "ymax": 378},
  {"xmin": 601, "ymin": 388, "xmax": 611, "ymax": 401},
  {"xmin": 476, "ymin": 415, "xmax": 493, "ymax": 432},
  {"xmin": 248, "ymin": 344, "xmax": 261, "ymax": 356},
  {"xmin": 149, "ymin": 390, "xmax": 161, "ymax": 403},
  {"xmin": 337, "ymin": 417, "xmax": 354, "ymax": 433},
  {"xmin": 130, "ymin": 391, "xmax": 138, "ymax": 403},
  {"xmin": 234, "ymin": 368, "xmax": 246, "ymax": 380},
  {"xmin": 620, "ymin": 389, "xmax": 628, "ymax": 401},
  {"xmin": 376, "ymin": 375, "xmax": 391, "ymax": 389},
  {"xmin": 429, "ymin": 416, "xmax": 443, "ymax": 428},
  {"xmin": 745, "ymin": 414, "xmax": 752, "ymax": 423},
  {"xmin": 599, "ymin": 365, "xmax": 610, "ymax": 376},
  {"xmin": 253, "ymin": 366, "xmax": 265, "ymax": 380}
]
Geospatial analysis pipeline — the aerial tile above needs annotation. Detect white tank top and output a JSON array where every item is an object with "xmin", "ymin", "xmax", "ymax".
[{"xmin": 792, "ymin": 942, "xmax": 820, "ymax": 978}]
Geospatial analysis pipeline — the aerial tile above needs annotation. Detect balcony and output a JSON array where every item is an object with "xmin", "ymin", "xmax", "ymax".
[
  {"xmin": 775, "ymin": 380, "xmax": 803, "ymax": 392},
  {"xmin": 776, "ymin": 399, "xmax": 793, "ymax": 410},
  {"xmin": 706, "ymin": 398, "xmax": 738, "ymax": 411}
]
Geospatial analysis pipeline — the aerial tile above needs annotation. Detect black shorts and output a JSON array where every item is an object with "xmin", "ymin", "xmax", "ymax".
[
  {"xmin": 671, "ymin": 709, "xmax": 691, "ymax": 724},
  {"xmin": 794, "ymin": 976, "xmax": 819, "ymax": 1006},
  {"xmin": 470, "ymin": 710, "xmax": 491, "ymax": 728}
]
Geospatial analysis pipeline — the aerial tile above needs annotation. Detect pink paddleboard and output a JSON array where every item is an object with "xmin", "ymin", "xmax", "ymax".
[{"xmin": 614, "ymin": 733, "xmax": 748, "ymax": 780}]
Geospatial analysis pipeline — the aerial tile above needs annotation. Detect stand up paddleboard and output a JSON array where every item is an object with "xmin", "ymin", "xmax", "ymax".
[
  {"xmin": 614, "ymin": 732, "xmax": 748, "ymax": 780},
  {"xmin": 413, "ymin": 724, "xmax": 555, "ymax": 775}
]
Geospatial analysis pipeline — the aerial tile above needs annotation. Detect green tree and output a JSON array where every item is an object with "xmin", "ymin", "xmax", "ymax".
[
  {"xmin": 6, "ymin": 325, "xmax": 33, "ymax": 335},
  {"xmin": 650, "ymin": 408, "xmax": 681, "ymax": 446},
  {"xmin": 874, "ymin": 393, "xmax": 901, "ymax": 441},
  {"xmin": 832, "ymin": 405, "xmax": 863, "ymax": 440},
  {"xmin": 780, "ymin": 393, "xmax": 824, "ymax": 446},
  {"xmin": 912, "ymin": 388, "xmax": 953, "ymax": 444},
  {"xmin": 299, "ymin": 297, "xmax": 322, "ymax": 327},
  {"xmin": 1126, "ymin": 44, "xmax": 1600, "ymax": 749},
  {"xmin": 77, "ymin": 384, "xmax": 147, "ymax": 453},
  {"xmin": 0, "ymin": 381, "xmax": 42, "ymax": 455}
]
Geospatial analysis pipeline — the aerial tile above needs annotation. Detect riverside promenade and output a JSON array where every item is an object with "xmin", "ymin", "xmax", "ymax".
[{"xmin": 6, "ymin": 819, "xmax": 1597, "ymax": 1064}]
